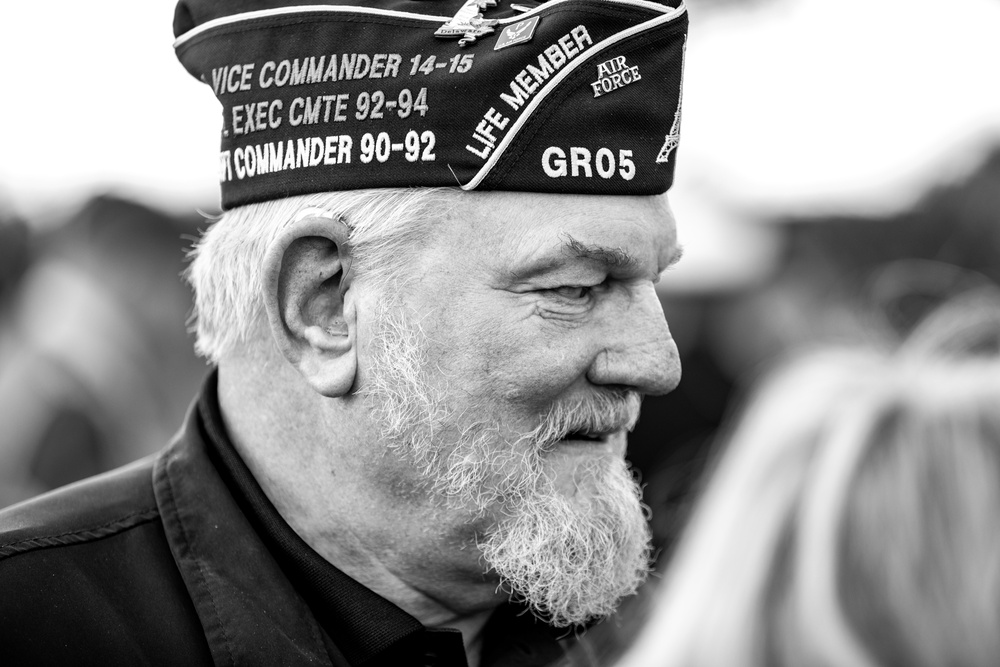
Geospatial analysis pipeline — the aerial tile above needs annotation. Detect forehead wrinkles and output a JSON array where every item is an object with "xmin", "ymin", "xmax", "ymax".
[
  {"xmin": 429, "ymin": 193, "xmax": 678, "ymax": 287},
  {"xmin": 432, "ymin": 192, "xmax": 539, "ymax": 269},
  {"xmin": 494, "ymin": 193, "xmax": 668, "ymax": 249}
]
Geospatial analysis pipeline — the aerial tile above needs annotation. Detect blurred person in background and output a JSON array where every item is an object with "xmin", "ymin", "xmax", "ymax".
[
  {"xmin": 0, "ymin": 209, "xmax": 31, "ymax": 313},
  {"xmin": 627, "ymin": 146, "xmax": 1000, "ymax": 571},
  {"xmin": 617, "ymin": 291, "xmax": 1000, "ymax": 667},
  {"xmin": 0, "ymin": 1, "xmax": 689, "ymax": 665},
  {"xmin": 576, "ymin": 133, "xmax": 1000, "ymax": 665},
  {"xmin": 0, "ymin": 196, "xmax": 203, "ymax": 508}
]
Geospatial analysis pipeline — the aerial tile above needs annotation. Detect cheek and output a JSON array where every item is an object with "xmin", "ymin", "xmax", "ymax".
[
  {"xmin": 362, "ymin": 449, "xmax": 432, "ymax": 505},
  {"xmin": 424, "ymin": 288, "xmax": 597, "ymax": 409},
  {"xmin": 463, "ymin": 314, "xmax": 596, "ymax": 408}
]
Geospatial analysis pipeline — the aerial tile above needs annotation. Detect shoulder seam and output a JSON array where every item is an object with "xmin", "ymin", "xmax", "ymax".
[{"xmin": 0, "ymin": 507, "xmax": 160, "ymax": 560}]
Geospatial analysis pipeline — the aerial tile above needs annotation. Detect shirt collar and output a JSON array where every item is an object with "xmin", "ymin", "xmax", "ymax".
[
  {"xmin": 197, "ymin": 370, "xmax": 444, "ymax": 665},
  {"xmin": 161, "ymin": 369, "xmax": 569, "ymax": 667}
]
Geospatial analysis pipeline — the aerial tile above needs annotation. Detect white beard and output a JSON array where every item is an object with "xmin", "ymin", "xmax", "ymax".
[{"xmin": 360, "ymin": 297, "xmax": 652, "ymax": 627}]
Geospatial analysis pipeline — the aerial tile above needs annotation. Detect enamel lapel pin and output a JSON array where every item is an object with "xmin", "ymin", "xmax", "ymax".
[{"xmin": 435, "ymin": 0, "xmax": 500, "ymax": 47}]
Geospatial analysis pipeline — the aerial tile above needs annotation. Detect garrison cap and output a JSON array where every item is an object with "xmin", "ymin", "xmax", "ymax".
[{"xmin": 173, "ymin": 0, "xmax": 688, "ymax": 209}]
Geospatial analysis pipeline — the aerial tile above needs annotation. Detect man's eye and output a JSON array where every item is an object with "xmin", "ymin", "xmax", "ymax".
[{"xmin": 552, "ymin": 285, "xmax": 590, "ymax": 300}]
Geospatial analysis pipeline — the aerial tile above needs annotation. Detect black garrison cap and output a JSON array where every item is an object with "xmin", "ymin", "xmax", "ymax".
[{"xmin": 173, "ymin": 0, "xmax": 688, "ymax": 209}]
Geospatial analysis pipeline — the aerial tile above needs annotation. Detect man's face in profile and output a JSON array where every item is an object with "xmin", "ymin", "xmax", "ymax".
[{"xmin": 357, "ymin": 191, "xmax": 681, "ymax": 626}]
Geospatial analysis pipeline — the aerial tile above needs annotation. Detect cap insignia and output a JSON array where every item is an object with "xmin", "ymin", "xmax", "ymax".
[
  {"xmin": 435, "ymin": 0, "xmax": 500, "ymax": 47},
  {"xmin": 494, "ymin": 16, "xmax": 540, "ymax": 50}
]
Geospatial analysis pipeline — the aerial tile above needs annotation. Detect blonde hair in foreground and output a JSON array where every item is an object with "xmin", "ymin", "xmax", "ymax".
[{"xmin": 619, "ymin": 295, "xmax": 1000, "ymax": 667}]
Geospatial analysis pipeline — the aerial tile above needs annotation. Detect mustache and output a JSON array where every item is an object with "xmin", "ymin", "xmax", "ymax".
[{"xmin": 526, "ymin": 390, "xmax": 644, "ymax": 449}]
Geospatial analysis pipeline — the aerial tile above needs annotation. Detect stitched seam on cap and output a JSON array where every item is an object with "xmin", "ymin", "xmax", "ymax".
[
  {"xmin": 176, "ymin": 12, "xmax": 436, "ymax": 54},
  {"xmin": 490, "ymin": 21, "xmax": 683, "ymax": 185},
  {"xmin": 459, "ymin": 3, "xmax": 622, "ymax": 189},
  {"xmin": 175, "ymin": 5, "xmax": 450, "ymax": 48},
  {"xmin": 498, "ymin": 0, "xmax": 670, "ymax": 25},
  {"xmin": 463, "ymin": 6, "xmax": 684, "ymax": 189},
  {"xmin": 175, "ymin": 2, "xmax": 661, "ymax": 57},
  {"xmin": 0, "ymin": 507, "xmax": 160, "ymax": 560}
]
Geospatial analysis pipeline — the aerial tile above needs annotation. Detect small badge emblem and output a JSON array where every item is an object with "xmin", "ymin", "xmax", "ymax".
[
  {"xmin": 657, "ymin": 37, "xmax": 686, "ymax": 164},
  {"xmin": 590, "ymin": 55, "xmax": 641, "ymax": 98},
  {"xmin": 435, "ymin": 0, "xmax": 500, "ymax": 47},
  {"xmin": 494, "ymin": 16, "xmax": 540, "ymax": 51},
  {"xmin": 656, "ymin": 94, "xmax": 683, "ymax": 164}
]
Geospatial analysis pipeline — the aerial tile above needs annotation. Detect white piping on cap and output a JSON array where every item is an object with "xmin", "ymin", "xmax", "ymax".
[
  {"xmin": 174, "ymin": 5, "xmax": 451, "ymax": 48},
  {"xmin": 461, "ymin": 2, "xmax": 686, "ymax": 190},
  {"xmin": 497, "ymin": 0, "xmax": 675, "ymax": 25},
  {"xmin": 174, "ymin": 0, "xmax": 680, "ymax": 49}
]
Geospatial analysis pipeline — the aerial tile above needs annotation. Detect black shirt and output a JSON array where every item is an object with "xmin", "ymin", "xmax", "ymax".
[
  {"xmin": 198, "ymin": 373, "xmax": 567, "ymax": 667},
  {"xmin": 0, "ymin": 371, "xmax": 576, "ymax": 666}
]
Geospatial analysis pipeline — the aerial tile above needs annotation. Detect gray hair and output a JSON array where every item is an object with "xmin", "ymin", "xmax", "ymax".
[{"xmin": 185, "ymin": 187, "xmax": 458, "ymax": 361}]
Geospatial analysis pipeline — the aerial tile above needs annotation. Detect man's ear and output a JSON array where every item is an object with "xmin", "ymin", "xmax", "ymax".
[{"xmin": 262, "ymin": 211, "xmax": 357, "ymax": 397}]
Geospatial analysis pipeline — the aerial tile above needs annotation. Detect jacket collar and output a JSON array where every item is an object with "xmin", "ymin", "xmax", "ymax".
[
  {"xmin": 193, "ymin": 371, "xmax": 432, "ymax": 666},
  {"xmin": 153, "ymin": 385, "xmax": 336, "ymax": 665},
  {"xmin": 153, "ymin": 371, "xmax": 572, "ymax": 667}
]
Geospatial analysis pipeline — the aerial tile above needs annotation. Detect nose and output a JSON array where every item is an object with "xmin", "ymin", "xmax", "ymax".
[{"xmin": 586, "ymin": 283, "xmax": 681, "ymax": 396}]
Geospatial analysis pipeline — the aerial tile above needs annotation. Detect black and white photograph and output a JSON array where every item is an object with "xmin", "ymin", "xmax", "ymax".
[{"xmin": 2, "ymin": 1, "xmax": 999, "ymax": 665}]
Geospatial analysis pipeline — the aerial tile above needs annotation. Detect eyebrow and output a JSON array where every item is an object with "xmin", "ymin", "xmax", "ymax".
[
  {"xmin": 566, "ymin": 236, "xmax": 685, "ymax": 275},
  {"xmin": 564, "ymin": 235, "xmax": 639, "ymax": 269},
  {"xmin": 505, "ymin": 235, "xmax": 682, "ymax": 283}
]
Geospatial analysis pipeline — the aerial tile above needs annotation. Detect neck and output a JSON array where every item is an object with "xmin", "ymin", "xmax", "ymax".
[{"xmin": 216, "ymin": 357, "xmax": 505, "ymax": 658}]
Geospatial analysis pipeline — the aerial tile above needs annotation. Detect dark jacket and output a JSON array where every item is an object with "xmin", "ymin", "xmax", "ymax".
[{"xmin": 0, "ymin": 377, "xmax": 576, "ymax": 667}]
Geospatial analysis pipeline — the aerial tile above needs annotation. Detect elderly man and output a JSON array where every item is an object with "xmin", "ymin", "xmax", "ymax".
[{"xmin": 0, "ymin": 1, "xmax": 686, "ymax": 665}]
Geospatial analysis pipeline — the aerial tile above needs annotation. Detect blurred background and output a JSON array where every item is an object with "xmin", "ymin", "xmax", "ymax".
[{"xmin": 1, "ymin": 0, "xmax": 999, "ymax": 565}]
